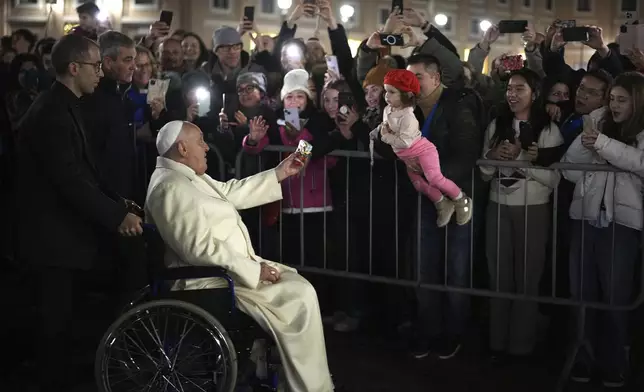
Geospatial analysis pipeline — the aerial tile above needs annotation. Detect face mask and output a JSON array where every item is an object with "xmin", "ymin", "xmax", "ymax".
[{"xmin": 19, "ymin": 68, "xmax": 40, "ymax": 90}]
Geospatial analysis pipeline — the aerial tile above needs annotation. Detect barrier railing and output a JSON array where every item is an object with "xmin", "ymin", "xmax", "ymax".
[{"xmin": 234, "ymin": 145, "xmax": 644, "ymax": 391}]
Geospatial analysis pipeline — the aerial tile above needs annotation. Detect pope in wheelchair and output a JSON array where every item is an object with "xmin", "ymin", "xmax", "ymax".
[{"xmin": 97, "ymin": 121, "xmax": 333, "ymax": 392}]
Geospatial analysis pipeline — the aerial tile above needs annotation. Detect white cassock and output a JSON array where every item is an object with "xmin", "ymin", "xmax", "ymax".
[{"xmin": 145, "ymin": 157, "xmax": 333, "ymax": 392}]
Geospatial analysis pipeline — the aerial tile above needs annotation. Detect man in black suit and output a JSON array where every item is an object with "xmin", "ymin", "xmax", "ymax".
[{"xmin": 16, "ymin": 34, "xmax": 143, "ymax": 391}]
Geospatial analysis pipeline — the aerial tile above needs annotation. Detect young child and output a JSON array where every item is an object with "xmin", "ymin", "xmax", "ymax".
[{"xmin": 370, "ymin": 69, "xmax": 472, "ymax": 227}]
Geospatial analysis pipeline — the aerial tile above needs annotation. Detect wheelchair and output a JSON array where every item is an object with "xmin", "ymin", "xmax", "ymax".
[{"xmin": 94, "ymin": 225, "xmax": 283, "ymax": 392}]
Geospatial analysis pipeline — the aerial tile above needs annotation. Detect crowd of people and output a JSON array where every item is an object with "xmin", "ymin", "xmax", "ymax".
[{"xmin": 1, "ymin": 0, "xmax": 644, "ymax": 390}]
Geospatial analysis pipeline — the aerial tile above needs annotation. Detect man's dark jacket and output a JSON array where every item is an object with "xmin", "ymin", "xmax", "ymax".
[
  {"xmin": 82, "ymin": 77, "xmax": 138, "ymax": 200},
  {"xmin": 15, "ymin": 81, "xmax": 128, "ymax": 269}
]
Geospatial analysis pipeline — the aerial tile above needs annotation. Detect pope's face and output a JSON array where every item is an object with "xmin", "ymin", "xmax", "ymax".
[{"xmin": 181, "ymin": 125, "xmax": 209, "ymax": 175}]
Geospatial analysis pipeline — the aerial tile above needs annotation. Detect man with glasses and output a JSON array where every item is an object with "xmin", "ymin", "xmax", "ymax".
[
  {"xmin": 202, "ymin": 26, "xmax": 265, "ymax": 119},
  {"xmin": 16, "ymin": 34, "xmax": 143, "ymax": 391}
]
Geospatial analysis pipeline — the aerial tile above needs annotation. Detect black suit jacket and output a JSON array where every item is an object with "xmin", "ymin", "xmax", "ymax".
[
  {"xmin": 82, "ymin": 77, "xmax": 138, "ymax": 200},
  {"xmin": 16, "ymin": 81, "xmax": 128, "ymax": 270}
]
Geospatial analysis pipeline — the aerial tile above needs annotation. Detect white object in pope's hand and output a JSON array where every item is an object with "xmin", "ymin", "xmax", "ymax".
[
  {"xmin": 294, "ymin": 140, "xmax": 313, "ymax": 166},
  {"xmin": 147, "ymin": 78, "xmax": 169, "ymax": 106},
  {"xmin": 194, "ymin": 87, "xmax": 210, "ymax": 117}
]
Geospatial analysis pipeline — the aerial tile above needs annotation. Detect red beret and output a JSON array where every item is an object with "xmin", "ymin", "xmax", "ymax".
[{"xmin": 383, "ymin": 69, "xmax": 420, "ymax": 95}]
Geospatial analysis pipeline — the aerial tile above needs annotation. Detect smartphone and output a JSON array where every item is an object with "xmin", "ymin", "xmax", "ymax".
[
  {"xmin": 379, "ymin": 33, "xmax": 404, "ymax": 46},
  {"xmin": 555, "ymin": 19, "xmax": 576, "ymax": 29},
  {"xmin": 146, "ymin": 78, "xmax": 170, "ymax": 105},
  {"xmin": 619, "ymin": 24, "xmax": 644, "ymax": 55},
  {"xmin": 623, "ymin": 11, "xmax": 638, "ymax": 21},
  {"xmin": 498, "ymin": 20, "xmax": 528, "ymax": 34},
  {"xmin": 325, "ymin": 55, "xmax": 340, "ymax": 75},
  {"xmin": 518, "ymin": 121, "xmax": 534, "ymax": 151},
  {"xmin": 338, "ymin": 92, "xmax": 354, "ymax": 111},
  {"xmin": 391, "ymin": 0, "xmax": 403, "ymax": 13},
  {"xmin": 562, "ymin": 27, "xmax": 590, "ymax": 42},
  {"xmin": 501, "ymin": 55, "xmax": 523, "ymax": 71},
  {"xmin": 159, "ymin": 10, "xmax": 173, "ymax": 26},
  {"xmin": 303, "ymin": 0, "xmax": 317, "ymax": 16},
  {"xmin": 194, "ymin": 87, "xmax": 211, "ymax": 117},
  {"xmin": 283, "ymin": 108, "xmax": 301, "ymax": 131},
  {"xmin": 244, "ymin": 6, "xmax": 255, "ymax": 22}
]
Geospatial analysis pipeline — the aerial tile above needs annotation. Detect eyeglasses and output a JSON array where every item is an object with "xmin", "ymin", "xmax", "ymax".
[
  {"xmin": 75, "ymin": 61, "xmax": 102, "ymax": 73},
  {"xmin": 577, "ymin": 84, "xmax": 603, "ymax": 98},
  {"xmin": 237, "ymin": 85, "xmax": 259, "ymax": 95},
  {"xmin": 218, "ymin": 44, "xmax": 243, "ymax": 53}
]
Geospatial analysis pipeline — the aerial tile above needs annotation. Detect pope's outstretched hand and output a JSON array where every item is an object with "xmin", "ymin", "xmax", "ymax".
[{"xmin": 275, "ymin": 154, "xmax": 305, "ymax": 182}]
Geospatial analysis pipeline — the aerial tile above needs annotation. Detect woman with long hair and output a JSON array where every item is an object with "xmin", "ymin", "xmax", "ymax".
[
  {"xmin": 181, "ymin": 32, "xmax": 208, "ymax": 71},
  {"xmin": 480, "ymin": 68, "xmax": 563, "ymax": 359},
  {"xmin": 562, "ymin": 71, "xmax": 644, "ymax": 388}
]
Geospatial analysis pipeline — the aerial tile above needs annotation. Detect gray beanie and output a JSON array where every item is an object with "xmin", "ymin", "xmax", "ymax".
[
  {"xmin": 237, "ymin": 72, "xmax": 267, "ymax": 94},
  {"xmin": 212, "ymin": 27, "xmax": 242, "ymax": 51}
]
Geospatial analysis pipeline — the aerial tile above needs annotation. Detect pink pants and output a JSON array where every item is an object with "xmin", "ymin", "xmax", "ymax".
[{"xmin": 396, "ymin": 138, "xmax": 461, "ymax": 202}]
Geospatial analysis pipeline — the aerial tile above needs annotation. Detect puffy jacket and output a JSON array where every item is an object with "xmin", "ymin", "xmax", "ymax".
[
  {"xmin": 480, "ymin": 118, "xmax": 563, "ymax": 206},
  {"xmin": 242, "ymin": 111, "xmax": 336, "ymax": 213},
  {"xmin": 562, "ymin": 108, "xmax": 644, "ymax": 230}
]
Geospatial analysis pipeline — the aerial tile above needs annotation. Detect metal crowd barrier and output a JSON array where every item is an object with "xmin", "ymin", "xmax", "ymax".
[{"xmin": 235, "ymin": 145, "xmax": 644, "ymax": 391}]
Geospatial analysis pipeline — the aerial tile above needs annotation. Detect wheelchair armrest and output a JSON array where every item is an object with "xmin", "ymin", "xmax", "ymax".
[
  {"xmin": 157, "ymin": 266, "xmax": 232, "ymax": 282},
  {"xmin": 152, "ymin": 266, "xmax": 237, "ymax": 310}
]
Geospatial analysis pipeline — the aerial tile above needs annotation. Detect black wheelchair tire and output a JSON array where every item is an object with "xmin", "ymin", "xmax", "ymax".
[{"xmin": 95, "ymin": 299, "xmax": 238, "ymax": 392}]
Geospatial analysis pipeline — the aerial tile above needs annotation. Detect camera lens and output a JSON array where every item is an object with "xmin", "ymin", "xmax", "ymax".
[{"xmin": 386, "ymin": 35, "xmax": 396, "ymax": 45}]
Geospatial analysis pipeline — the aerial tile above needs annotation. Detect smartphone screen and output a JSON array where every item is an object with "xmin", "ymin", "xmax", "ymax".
[
  {"xmin": 195, "ymin": 88, "xmax": 210, "ymax": 117},
  {"xmin": 244, "ymin": 6, "xmax": 255, "ymax": 22},
  {"xmin": 391, "ymin": 0, "xmax": 403, "ymax": 12},
  {"xmin": 498, "ymin": 20, "xmax": 528, "ymax": 34},
  {"xmin": 159, "ymin": 10, "xmax": 173, "ymax": 26}
]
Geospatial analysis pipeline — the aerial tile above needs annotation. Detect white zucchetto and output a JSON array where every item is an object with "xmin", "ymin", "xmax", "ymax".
[{"xmin": 156, "ymin": 120, "xmax": 184, "ymax": 156}]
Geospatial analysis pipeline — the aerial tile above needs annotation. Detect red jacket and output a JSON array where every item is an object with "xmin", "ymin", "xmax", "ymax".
[{"xmin": 243, "ymin": 126, "xmax": 336, "ymax": 214}]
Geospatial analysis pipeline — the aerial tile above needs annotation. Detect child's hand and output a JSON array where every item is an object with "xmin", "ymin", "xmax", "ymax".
[
  {"xmin": 381, "ymin": 122, "xmax": 391, "ymax": 135},
  {"xmin": 369, "ymin": 128, "xmax": 380, "ymax": 140}
]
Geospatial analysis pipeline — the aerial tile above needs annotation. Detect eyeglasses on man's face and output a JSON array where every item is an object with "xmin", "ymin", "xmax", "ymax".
[{"xmin": 75, "ymin": 61, "xmax": 103, "ymax": 73}]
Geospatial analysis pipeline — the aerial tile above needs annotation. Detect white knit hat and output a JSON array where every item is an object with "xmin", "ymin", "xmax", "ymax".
[
  {"xmin": 280, "ymin": 69, "xmax": 312, "ymax": 100},
  {"xmin": 156, "ymin": 120, "xmax": 184, "ymax": 156}
]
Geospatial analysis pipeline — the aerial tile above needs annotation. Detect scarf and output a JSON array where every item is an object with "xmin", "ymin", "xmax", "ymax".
[{"xmin": 362, "ymin": 107, "xmax": 381, "ymax": 130}]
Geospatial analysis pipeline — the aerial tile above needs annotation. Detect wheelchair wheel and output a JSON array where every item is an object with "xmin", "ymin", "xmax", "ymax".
[{"xmin": 95, "ymin": 299, "xmax": 237, "ymax": 392}]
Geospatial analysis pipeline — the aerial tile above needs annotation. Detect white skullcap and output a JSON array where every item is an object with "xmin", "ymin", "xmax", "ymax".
[{"xmin": 156, "ymin": 120, "xmax": 184, "ymax": 156}]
